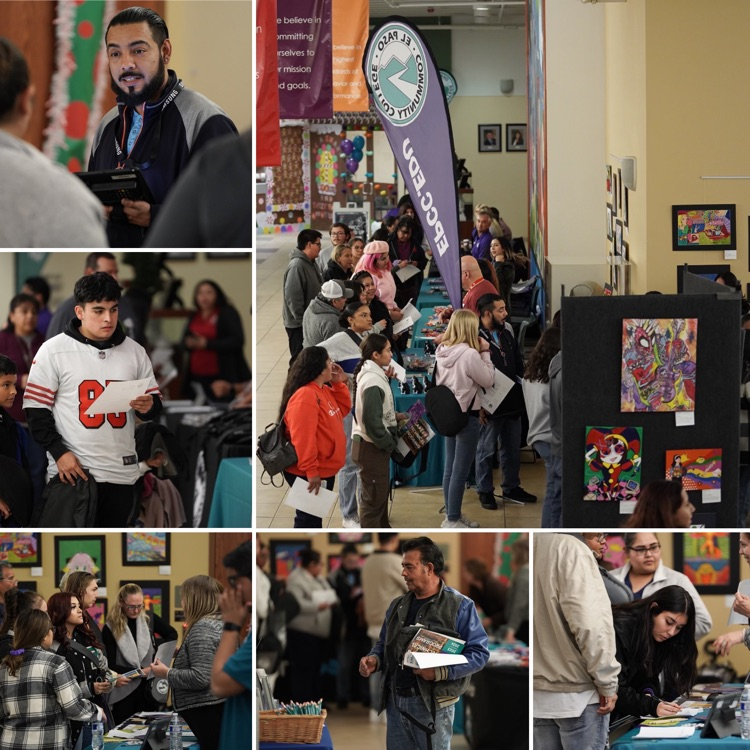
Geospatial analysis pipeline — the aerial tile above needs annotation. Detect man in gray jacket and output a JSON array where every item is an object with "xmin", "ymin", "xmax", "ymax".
[
  {"xmin": 302, "ymin": 280, "xmax": 352, "ymax": 348},
  {"xmin": 282, "ymin": 229, "xmax": 323, "ymax": 365},
  {"xmin": 534, "ymin": 533, "xmax": 620, "ymax": 750}
]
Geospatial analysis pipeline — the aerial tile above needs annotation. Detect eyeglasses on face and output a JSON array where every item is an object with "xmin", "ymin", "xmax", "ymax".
[
  {"xmin": 594, "ymin": 534, "xmax": 608, "ymax": 544},
  {"xmin": 124, "ymin": 604, "xmax": 144, "ymax": 611},
  {"xmin": 628, "ymin": 543, "xmax": 661, "ymax": 556}
]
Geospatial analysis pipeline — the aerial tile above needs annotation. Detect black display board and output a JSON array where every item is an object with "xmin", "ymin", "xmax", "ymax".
[{"xmin": 561, "ymin": 293, "xmax": 740, "ymax": 527}]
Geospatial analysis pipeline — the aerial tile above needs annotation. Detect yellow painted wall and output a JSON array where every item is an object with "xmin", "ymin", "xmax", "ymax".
[
  {"xmin": 165, "ymin": 0, "xmax": 252, "ymax": 131},
  {"xmin": 32, "ymin": 251, "xmax": 252, "ymax": 368},
  {"xmin": 605, "ymin": 0, "xmax": 750, "ymax": 293},
  {"xmin": 448, "ymin": 96, "xmax": 529, "ymax": 240},
  {"xmin": 13, "ymin": 532, "xmax": 211, "ymax": 641}
]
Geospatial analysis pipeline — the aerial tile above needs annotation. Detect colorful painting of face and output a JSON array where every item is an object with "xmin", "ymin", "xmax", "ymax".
[
  {"xmin": 584, "ymin": 426, "xmax": 643, "ymax": 502},
  {"xmin": 621, "ymin": 318, "xmax": 697, "ymax": 412},
  {"xmin": 665, "ymin": 448, "xmax": 722, "ymax": 490}
]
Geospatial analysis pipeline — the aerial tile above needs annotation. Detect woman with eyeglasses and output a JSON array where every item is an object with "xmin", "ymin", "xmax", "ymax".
[
  {"xmin": 611, "ymin": 585, "xmax": 697, "ymax": 721},
  {"xmin": 623, "ymin": 480, "xmax": 695, "ymax": 528},
  {"xmin": 102, "ymin": 583, "xmax": 178, "ymax": 723},
  {"xmin": 610, "ymin": 533, "xmax": 712, "ymax": 638}
]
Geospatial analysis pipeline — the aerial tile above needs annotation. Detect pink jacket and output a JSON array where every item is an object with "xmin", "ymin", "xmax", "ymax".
[
  {"xmin": 435, "ymin": 342, "xmax": 495, "ymax": 411},
  {"xmin": 373, "ymin": 270, "xmax": 397, "ymax": 309}
]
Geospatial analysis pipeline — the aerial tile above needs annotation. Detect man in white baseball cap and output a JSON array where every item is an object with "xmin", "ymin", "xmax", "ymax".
[{"xmin": 302, "ymin": 280, "xmax": 354, "ymax": 348}]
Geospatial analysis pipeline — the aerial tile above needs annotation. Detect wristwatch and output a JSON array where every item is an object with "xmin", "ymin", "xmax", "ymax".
[{"xmin": 223, "ymin": 622, "xmax": 242, "ymax": 632}]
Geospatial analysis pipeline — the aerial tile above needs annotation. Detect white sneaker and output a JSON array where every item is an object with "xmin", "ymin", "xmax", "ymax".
[
  {"xmin": 342, "ymin": 516, "xmax": 361, "ymax": 528},
  {"xmin": 441, "ymin": 515, "xmax": 481, "ymax": 528}
]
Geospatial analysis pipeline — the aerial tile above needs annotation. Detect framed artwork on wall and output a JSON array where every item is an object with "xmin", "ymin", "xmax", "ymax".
[
  {"xmin": 55, "ymin": 536, "xmax": 106, "ymax": 586},
  {"xmin": 672, "ymin": 204, "xmax": 736, "ymax": 250},
  {"xmin": 122, "ymin": 533, "xmax": 171, "ymax": 566},
  {"xmin": 270, "ymin": 539, "xmax": 312, "ymax": 580},
  {"xmin": 506, "ymin": 124, "xmax": 527, "ymax": 152},
  {"xmin": 673, "ymin": 532, "xmax": 738, "ymax": 595},
  {"xmin": 478, "ymin": 124, "xmax": 501, "ymax": 152},
  {"xmin": 607, "ymin": 204, "xmax": 613, "ymax": 240},
  {"xmin": 0, "ymin": 533, "xmax": 41, "ymax": 567},
  {"xmin": 87, "ymin": 599, "xmax": 108, "ymax": 630}
]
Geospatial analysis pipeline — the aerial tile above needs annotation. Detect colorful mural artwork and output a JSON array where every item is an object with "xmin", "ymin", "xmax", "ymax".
[
  {"xmin": 672, "ymin": 205, "xmax": 736, "ymax": 249},
  {"xmin": 621, "ymin": 318, "xmax": 697, "ymax": 412},
  {"xmin": 584, "ymin": 426, "xmax": 642, "ymax": 502},
  {"xmin": 665, "ymin": 448, "xmax": 722, "ymax": 491}
]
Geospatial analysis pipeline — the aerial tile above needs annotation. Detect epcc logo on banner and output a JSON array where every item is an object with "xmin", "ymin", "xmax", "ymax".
[{"xmin": 365, "ymin": 22, "xmax": 427, "ymax": 126}]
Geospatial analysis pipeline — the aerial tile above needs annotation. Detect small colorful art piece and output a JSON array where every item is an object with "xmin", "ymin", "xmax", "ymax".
[
  {"xmin": 87, "ymin": 599, "xmax": 107, "ymax": 630},
  {"xmin": 673, "ymin": 533, "xmax": 738, "ymax": 594},
  {"xmin": 0, "ymin": 534, "xmax": 41, "ymax": 567},
  {"xmin": 122, "ymin": 533, "xmax": 170, "ymax": 566},
  {"xmin": 55, "ymin": 536, "xmax": 106, "ymax": 586},
  {"xmin": 602, "ymin": 534, "xmax": 628, "ymax": 570},
  {"xmin": 270, "ymin": 540, "xmax": 312, "ymax": 580},
  {"xmin": 672, "ymin": 204, "xmax": 737, "ymax": 250},
  {"xmin": 621, "ymin": 318, "xmax": 697, "ymax": 412},
  {"xmin": 584, "ymin": 426, "xmax": 642, "ymax": 501},
  {"xmin": 665, "ymin": 449, "xmax": 722, "ymax": 490}
]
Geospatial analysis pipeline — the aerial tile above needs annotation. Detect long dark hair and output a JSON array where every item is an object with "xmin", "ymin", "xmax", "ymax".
[
  {"xmin": 0, "ymin": 588, "xmax": 44, "ymax": 636},
  {"xmin": 2, "ymin": 609, "xmax": 52, "ymax": 677},
  {"xmin": 4, "ymin": 293, "xmax": 39, "ymax": 333},
  {"xmin": 47, "ymin": 592, "xmax": 97, "ymax": 651},
  {"xmin": 624, "ymin": 481, "xmax": 684, "ymax": 528},
  {"xmin": 278, "ymin": 346, "xmax": 329, "ymax": 420},
  {"xmin": 338, "ymin": 302, "xmax": 369, "ymax": 330},
  {"xmin": 612, "ymin": 584, "xmax": 697, "ymax": 698},
  {"xmin": 192, "ymin": 279, "xmax": 228, "ymax": 310},
  {"xmin": 524, "ymin": 327, "xmax": 561, "ymax": 383},
  {"xmin": 351, "ymin": 334, "xmax": 389, "ymax": 412}
]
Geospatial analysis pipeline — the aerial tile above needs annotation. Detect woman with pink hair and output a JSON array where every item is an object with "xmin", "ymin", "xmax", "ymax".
[{"xmin": 353, "ymin": 241, "xmax": 402, "ymax": 320}]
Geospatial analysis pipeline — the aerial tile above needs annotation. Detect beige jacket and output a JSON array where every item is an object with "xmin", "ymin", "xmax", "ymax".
[
  {"xmin": 286, "ymin": 566, "xmax": 337, "ymax": 639},
  {"xmin": 361, "ymin": 550, "xmax": 408, "ymax": 640},
  {"xmin": 533, "ymin": 534, "xmax": 620, "ymax": 696}
]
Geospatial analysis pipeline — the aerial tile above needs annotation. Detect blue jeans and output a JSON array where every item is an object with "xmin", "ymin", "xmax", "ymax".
[
  {"xmin": 338, "ymin": 412, "xmax": 361, "ymax": 520},
  {"xmin": 534, "ymin": 441, "xmax": 563, "ymax": 528},
  {"xmin": 386, "ymin": 692, "xmax": 455, "ymax": 750},
  {"xmin": 533, "ymin": 704, "xmax": 610, "ymax": 750},
  {"xmin": 443, "ymin": 416, "xmax": 481, "ymax": 520},
  {"xmin": 475, "ymin": 415, "xmax": 521, "ymax": 494}
]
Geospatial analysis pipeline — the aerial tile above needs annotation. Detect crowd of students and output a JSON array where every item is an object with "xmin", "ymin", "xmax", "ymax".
[{"xmin": 0, "ymin": 537, "xmax": 251, "ymax": 750}]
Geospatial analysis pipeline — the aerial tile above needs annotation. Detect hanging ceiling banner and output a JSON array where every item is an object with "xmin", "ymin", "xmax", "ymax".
[
  {"xmin": 277, "ymin": 0, "xmax": 333, "ymax": 119},
  {"xmin": 332, "ymin": 0, "xmax": 369, "ymax": 112},
  {"xmin": 257, "ymin": 0, "xmax": 282, "ymax": 166},
  {"xmin": 363, "ymin": 17, "xmax": 462, "ymax": 309}
]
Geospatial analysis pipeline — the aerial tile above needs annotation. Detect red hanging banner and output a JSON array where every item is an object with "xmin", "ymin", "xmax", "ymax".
[{"xmin": 256, "ymin": 0, "xmax": 281, "ymax": 166}]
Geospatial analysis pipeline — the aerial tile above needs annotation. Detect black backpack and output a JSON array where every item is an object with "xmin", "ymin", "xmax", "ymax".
[
  {"xmin": 257, "ymin": 408, "xmax": 298, "ymax": 487},
  {"xmin": 424, "ymin": 361, "xmax": 468, "ymax": 437}
]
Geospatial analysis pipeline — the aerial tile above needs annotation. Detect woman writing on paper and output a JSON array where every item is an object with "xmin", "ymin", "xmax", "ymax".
[{"xmin": 611, "ymin": 585, "xmax": 697, "ymax": 720}]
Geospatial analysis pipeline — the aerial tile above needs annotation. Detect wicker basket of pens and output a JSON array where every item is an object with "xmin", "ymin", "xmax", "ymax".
[{"xmin": 258, "ymin": 709, "xmax": 327, "ymax": 743}]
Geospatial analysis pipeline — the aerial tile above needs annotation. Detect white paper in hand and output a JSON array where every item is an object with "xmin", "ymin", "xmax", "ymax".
[
  {"xmin": 393, "ymin": 302, "xmax": 422, "ymax": 335},
  {"xmin": 727, "ymin": 580, "xmax": 750, "ymax": 625},
  {"xmin": 284, "ymin": 477, "xmax": 337, "ymax": 518},
  {"xmin": 87, "ymin": 378, "xmax": 152, "ymax": 414},
  {"xmin": 480, "ymin": 369, "xmax": 515, "ymax": 414},
  {"xmin": 395, "ymin": 265, "xmax": 422, "ymax": 283}
]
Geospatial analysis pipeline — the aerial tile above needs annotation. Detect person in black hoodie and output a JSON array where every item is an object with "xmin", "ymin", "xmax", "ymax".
[
  {"xmin": 475, "ymin": 293, "xmax": 536, "ymax": 508},
  {"xmin": 88, "ymin": 7, "xmax": 237, "ymax": 247},
  {"xmin": 23, "ymin": 273, "xmax": 163, "ymax": 527}
]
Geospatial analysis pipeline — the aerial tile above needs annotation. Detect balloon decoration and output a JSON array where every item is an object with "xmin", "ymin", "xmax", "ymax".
[
  {"xmin": 341, "ymin": 139, "xmax": 354, "ymax": 155},
  {"xmin": 352, "ymin": 135, "xmax": 365, "ymax": 150},
  {"xmin": 351, "ymin": 149, "xmax": 364, "ymax": 162},
  {"xmin": 345, "ymin": 157, "xmax": 359, "ymax": 173}
]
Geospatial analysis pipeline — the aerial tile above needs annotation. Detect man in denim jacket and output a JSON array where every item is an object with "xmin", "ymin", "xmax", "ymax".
[{"xmin": 359, "ymin": 536, "xmax": 489, "ymax": 750}]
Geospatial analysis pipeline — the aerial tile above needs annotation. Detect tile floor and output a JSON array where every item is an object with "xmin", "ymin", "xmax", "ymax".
[{"xmin": 255, "ymin": 233, "xmax": 544, "ymax": 529}]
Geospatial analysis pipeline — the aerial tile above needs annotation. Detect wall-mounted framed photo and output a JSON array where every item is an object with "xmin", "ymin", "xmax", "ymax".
[
  {"xmin": 0, "ymin": 533, "xmax": 41, "ymax": 567},
  {"xmin": 478, "ymin": 124, "xmax": 501, "ymax": 152},
  {"xmin": 672, "ymin": 204, "xmax": 736, "ymax": 250},
  {"xmin": 122, "ymin": 533, "xmax": 171, "ymax": 566},
  {"xmin": 55, "ymin": 535, "xmax": 106, "ymax": 586},
  {"xmin": 270, "ymin": 539, "xmax": 312, "ymax": 580},
  {"xmin": 673, "ymin": 532, "xmax": 739, "ymax": 595},
  {"xmin": 506, "ymin": 123, "xmax": 527, "ymax": 152}
]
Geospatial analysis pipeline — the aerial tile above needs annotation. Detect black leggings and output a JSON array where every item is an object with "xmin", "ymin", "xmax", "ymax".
[{"xmin": 180, "ymin": 703, "xmax": 225, "ymax": 750}]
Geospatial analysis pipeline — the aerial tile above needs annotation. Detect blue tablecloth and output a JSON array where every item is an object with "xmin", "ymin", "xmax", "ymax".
[
  {"xmin": 260, "ymin": 723, "xmax": 333, "ymax": 750},
  {"xmin": 209, "ymin": 457, "xmax": 252, "ymax": 527},
  {"xmin": 417, "ymin": 290, "xmax": 450, "ymax": 310},
  {"xmin": 391, "ymin": 380, "xmax": 445, "ymax": 488}
]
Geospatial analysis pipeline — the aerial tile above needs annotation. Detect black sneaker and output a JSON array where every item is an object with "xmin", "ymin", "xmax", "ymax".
[
  {"xmin": 478, "ymin": 492, "xmax": 498, "ymax": 510},
  {"xmin": 503, "ymin": 487, "xmax": 537, "ymax": 503}
]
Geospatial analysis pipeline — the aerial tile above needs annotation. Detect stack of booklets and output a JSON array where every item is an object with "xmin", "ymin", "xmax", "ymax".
[
  {"xmin": 396, "ymin": 402, "xmax": 434, "ymax": 458},
  {"xmin": 402, "ymin": 627, "xmax": 469, "ymax": 669}
]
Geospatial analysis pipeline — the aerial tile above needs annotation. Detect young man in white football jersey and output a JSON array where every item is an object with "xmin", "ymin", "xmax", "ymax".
[{"xmin": 23, "ymin": 272, "xmax": 162, "ymax": 526}]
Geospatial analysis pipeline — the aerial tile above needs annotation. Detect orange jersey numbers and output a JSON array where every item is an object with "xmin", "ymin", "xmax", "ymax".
[{"xmin": 78, "ymin": 380, "xmax": 127, "ymax": 429}]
